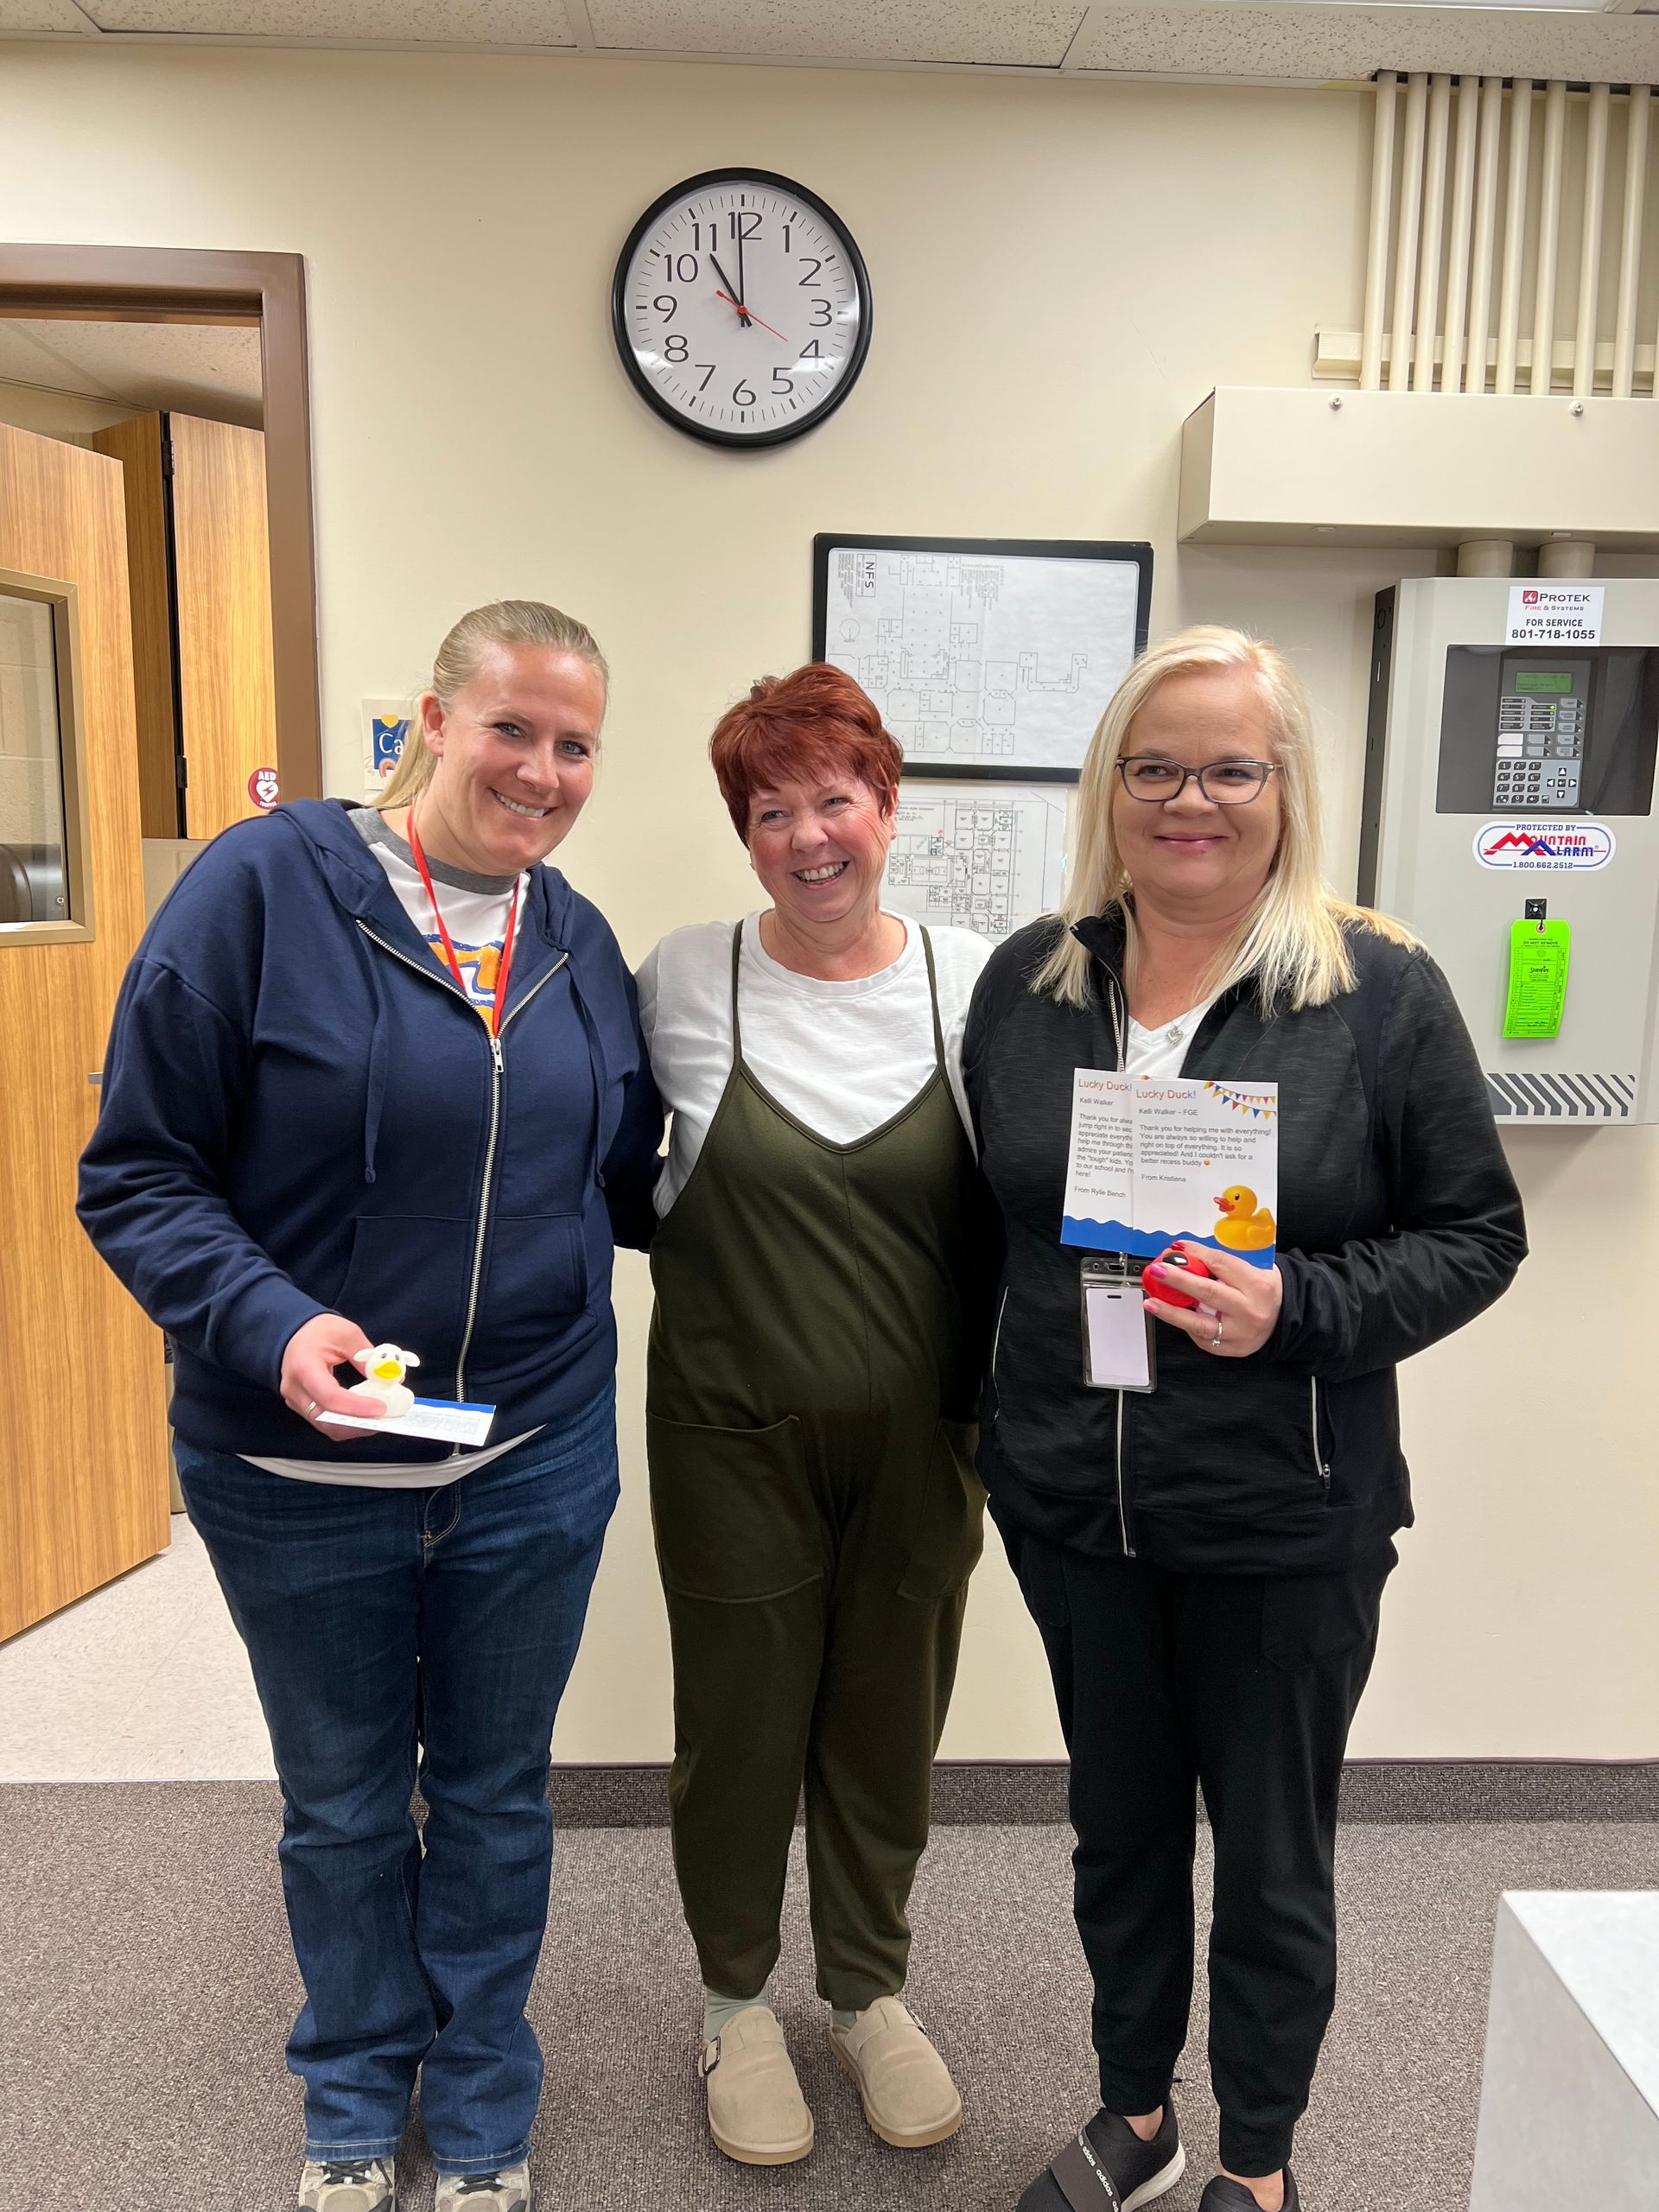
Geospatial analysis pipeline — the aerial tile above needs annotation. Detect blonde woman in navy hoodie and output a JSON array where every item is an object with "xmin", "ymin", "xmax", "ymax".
[{"xmin": 79, "ymin": 601, "xmax": 661, "ymax": 2212}]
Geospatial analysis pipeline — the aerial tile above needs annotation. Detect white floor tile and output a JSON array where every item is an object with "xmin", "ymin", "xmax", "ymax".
[{"xmin": 0, "ymin": 1516, "xmax": 272, "ymax": 1782}]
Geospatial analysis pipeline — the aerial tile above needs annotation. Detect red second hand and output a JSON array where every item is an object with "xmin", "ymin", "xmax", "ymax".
[{"xmin": 715, "ymin": 289, "xmax": 788, "ymax": 342}]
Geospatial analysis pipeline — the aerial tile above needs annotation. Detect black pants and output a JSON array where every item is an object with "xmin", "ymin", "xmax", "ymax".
[{"xmin": 1009, "ymin": 1531, "xmax": 1392, "ymax": 2176}]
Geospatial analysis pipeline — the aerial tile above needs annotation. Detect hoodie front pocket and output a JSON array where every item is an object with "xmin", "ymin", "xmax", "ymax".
[
  {"xmin": 333, "ymin": 1214, "xmax": 472, "ymax": 1367},
  {"xmin": 486, "ymin": 1214, "xmax": 592, "ymax": 1345}
]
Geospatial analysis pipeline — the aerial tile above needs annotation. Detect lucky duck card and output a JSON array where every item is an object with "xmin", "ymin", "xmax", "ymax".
[{"xmin": 1061, "ymin": 1072, "xmax": 1280, "ymax": 1271}]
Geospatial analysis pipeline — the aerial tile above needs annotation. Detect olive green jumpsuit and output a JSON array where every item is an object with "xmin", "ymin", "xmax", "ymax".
[{"xmin": 646, "ymin": 922, "xmax": 987, "ymax": 2012}]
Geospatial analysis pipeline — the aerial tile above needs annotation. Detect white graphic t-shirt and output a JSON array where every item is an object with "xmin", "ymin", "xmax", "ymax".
[{"xmin": 353, "ymin": 806, "xmax": 526, "ymax": 1008}]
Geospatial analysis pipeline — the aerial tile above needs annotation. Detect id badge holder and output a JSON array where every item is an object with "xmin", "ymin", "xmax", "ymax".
[{"xmin": 1080, "ymin": 1258, "xmax": 1156, "ymax": 1393}]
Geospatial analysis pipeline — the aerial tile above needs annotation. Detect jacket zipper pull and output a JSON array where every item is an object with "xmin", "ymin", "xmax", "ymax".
[{"xmin": 490, "ymin": 1031, "xmax": 503, "ymax": 1076}]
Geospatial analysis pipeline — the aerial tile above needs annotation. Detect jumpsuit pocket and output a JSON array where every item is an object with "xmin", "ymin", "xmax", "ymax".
[
  {"xmin": 898, "ymin": 1419, "xmax": 987, "ymax": 1603},
  {"xmin": 645, "ymin": 1412, "xmax": 824, "ymax": 1603}
]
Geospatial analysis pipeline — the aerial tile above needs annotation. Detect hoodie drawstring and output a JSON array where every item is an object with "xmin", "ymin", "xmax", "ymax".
[{"xmin": 361, "ymin": 944, "xmax": 391, "ymax": 1185}]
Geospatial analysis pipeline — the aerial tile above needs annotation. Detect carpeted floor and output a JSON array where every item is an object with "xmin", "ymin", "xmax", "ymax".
[{"xmin": 1, "ymin": 1784, "xmax": 1653, "ymax": 2211}]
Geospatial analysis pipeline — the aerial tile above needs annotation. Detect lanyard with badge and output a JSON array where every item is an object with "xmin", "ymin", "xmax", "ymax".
[{"xmin": 407, "ymin": 811, "xmax": 522, "ymax": 1034}]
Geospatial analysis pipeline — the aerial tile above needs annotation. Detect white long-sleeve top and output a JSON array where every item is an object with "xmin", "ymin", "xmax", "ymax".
[{"xmin": 636, "ymin": 912, "xmax": 992, "ymax": 1218}]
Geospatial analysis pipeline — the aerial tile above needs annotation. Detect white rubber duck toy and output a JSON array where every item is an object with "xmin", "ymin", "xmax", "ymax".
[{"xmin": 349, "ymin": 1344, "xmax": 421, "ymax": 1419}]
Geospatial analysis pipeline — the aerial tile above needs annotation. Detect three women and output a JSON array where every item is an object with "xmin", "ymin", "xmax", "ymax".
[{"xmin": 82, "ymin": 613, "xmax": 1523, "ymax": 2209}]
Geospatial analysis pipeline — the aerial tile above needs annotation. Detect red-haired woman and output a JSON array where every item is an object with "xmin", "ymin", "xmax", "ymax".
[{"xmin": 636, "ymin": 664, "xmax": 993, "ymax": 2168}]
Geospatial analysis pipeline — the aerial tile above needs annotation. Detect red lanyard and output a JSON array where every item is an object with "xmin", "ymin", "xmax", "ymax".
[{"xmin": 406, "ymin": 810, "xmax": 522, "ymax": 1038}]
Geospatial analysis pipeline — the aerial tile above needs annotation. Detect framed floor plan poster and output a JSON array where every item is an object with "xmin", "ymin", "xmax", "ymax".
[
  {"xmin": 883, "ymin": 782, "xmax": 1069, "ymax": 943},
  {"xmin": 812, "ymin": 535, "xmax": 1154, "ymax": 782}
]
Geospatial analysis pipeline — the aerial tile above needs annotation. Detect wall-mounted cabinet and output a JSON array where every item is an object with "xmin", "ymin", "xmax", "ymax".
[
  {"xmin": 1179, "ymin": 388, "xmax": 1659, "ymax": 552},
  {"xmin": 91, "ymin": 411, "xmax": 277, "ymax": 840}
]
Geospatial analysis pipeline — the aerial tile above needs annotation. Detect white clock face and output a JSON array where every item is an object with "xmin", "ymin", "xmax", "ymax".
[{"xmin": 613, "ymin": 170, "xmax": 871, "ymax": 447}]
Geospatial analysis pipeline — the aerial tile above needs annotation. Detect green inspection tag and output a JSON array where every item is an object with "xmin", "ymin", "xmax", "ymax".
[{"xmin": 1503, "ymin": 918, "xmax": 1571, "ymax": 1039}]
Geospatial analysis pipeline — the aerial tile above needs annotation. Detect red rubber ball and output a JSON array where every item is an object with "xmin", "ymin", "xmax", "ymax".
[{"xmin": 1144, "ymin": 1245, "xmax": 1213, "ymax": 1311}]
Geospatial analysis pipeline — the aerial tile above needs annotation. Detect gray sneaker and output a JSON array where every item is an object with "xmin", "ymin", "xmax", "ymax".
[
  {"xmin": 297, "ymin": 2158, "xmax": 396, "ymax": 2211},
  {"xmin": 435, "ymin": 2165, "xmax": 532, "ymax": 2211}
]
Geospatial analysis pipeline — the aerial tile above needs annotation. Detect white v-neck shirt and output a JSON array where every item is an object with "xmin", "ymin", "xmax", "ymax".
[
  {"xmin": 636, "ymin": 912, "xmax": 991, "ymax": 1218},
  {"xmin": 1122, "ymin": 996, "xmax": 1220, "ymax": 1078}
]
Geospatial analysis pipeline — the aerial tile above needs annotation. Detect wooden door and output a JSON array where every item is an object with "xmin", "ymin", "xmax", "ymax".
[
  {"xmin": 0, "ymin": 422, "xmax": 170, "ymax": 1643},
  {"xmin": 169, "ymin": 414, "xmax": 278, "ymax": 839},
  {"xmin": 88, "ymin": 413, "xmax": 179, "ymax": 840}
]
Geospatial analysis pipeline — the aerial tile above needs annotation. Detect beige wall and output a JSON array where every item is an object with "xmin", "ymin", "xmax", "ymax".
[{"xmin": 2, "ymin": 44, "xmax": 1653, "ymax": 1759}]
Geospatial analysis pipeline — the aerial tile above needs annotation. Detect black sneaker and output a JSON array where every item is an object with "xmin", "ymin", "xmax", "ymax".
[
  {"xmin": 1197, "ymin": 2168, "xmax": 1300, "ymax": 2211},
  {"xmin": 1017, "ymin": 2104, "xmax": 1185, "ymax": 2210}
]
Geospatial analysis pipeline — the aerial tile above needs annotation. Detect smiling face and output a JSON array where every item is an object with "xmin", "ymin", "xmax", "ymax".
[
  {"xmin": 414, "ymin": 642, "xmax": 606, "ymax": 876},
  {"xmin": 1111, "ymin": 663, "xmax": 1284, "ymax": 924},
  {"xmin": 745, "ymin": 766, "xmax": 897, "ymax": 935}
]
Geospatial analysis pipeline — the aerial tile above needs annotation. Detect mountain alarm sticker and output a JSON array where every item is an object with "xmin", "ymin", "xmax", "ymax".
[{"xmin": 1473, "ymin": 821, "xmax": 1614, "ymax": 871}]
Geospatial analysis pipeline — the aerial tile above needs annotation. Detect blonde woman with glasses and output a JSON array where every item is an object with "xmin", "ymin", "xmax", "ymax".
[{"xmin": 962, "ymin": 628, "xmax": 1525, "ymax": 2212}]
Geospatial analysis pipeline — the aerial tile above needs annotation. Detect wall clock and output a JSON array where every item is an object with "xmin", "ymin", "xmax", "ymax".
[{"xmin": 612, "ymin": 168, "xmax": 872, "ymax": 448}]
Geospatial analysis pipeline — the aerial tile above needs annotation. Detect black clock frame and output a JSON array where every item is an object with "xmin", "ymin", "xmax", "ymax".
[{"xmin": 611, "ymin": 167, "xmax": 874, "ymax": 450}]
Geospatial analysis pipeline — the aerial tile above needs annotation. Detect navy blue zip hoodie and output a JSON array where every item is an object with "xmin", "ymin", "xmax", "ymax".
[{"xmin": 78, "ymin": 798, "xmax": 663, "ymax": 1462}]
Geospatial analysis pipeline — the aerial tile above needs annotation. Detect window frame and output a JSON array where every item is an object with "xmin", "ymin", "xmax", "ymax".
[{"xmin": 0, "ymin": 566, "xmax": 94, "ymax": 947}]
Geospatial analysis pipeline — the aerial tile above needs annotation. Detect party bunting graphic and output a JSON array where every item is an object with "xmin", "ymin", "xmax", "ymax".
[{"xmin": 1204, "ymin": 1082, "xmax": 1278, "ymax": 1122}]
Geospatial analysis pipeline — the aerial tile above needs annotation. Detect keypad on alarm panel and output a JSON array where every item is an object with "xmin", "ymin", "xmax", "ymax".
[{"xmin": 1492, "ymin": 694, "xmax": 1585, "ymax": 810}]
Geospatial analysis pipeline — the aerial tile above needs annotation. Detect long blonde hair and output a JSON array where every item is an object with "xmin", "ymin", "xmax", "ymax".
[
  {"xmin": 1034, "ymin": 625, "xmax": 1414, "ymax": 1012},
  {"xmin": 375, "ymin": 600, "xmax": 610, "ymax": 811}
]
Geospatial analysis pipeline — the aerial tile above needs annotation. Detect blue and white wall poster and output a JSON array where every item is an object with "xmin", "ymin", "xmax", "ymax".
[{"xmin": 363, "ymin": 698, "xmax": 413, "ymax": 801}]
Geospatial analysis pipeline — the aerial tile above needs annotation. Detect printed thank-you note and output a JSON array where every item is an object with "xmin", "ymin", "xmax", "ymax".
[{"xmin": 1061, "ymin": 1075, "xmax": 1279, "ymax": 1270}]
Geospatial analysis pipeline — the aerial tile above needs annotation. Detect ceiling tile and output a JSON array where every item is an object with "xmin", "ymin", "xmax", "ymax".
[
  {"xmin": 86, "ymin": 0, "xmax": 575, "ymax": 41},
  {"xmin": 1071, "ymin": 4, "xmax": 1659, "ymax": 82},
  {"xmin": 0, "ymin": 0, "xmax": 99, "ymax": 29},
  {"xmin": 588, "ymin": 0, "xmax": 1085, "ymax": 66},
  {"xmin": 0, "ymin": 321, "xmax": 265, "ymax": 424}
]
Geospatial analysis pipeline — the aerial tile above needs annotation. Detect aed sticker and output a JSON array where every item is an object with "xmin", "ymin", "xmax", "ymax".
[
  {"xmin": 1473, "ymin": 821, "xmax": 1615, "ymax": 871},
  {"xmin": 247, "ymin": 766, "xmax": 281, "ymax": 810}
]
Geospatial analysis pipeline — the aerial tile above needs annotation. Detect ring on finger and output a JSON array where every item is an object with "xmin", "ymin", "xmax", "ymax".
[
  {"xmin": 1210, "ymin": 1317, "xmax": 1224, "ymax": 1351},
  {"xmin": 304, "ymin": 1398, "xmax": 319, "ymax": 1418}
]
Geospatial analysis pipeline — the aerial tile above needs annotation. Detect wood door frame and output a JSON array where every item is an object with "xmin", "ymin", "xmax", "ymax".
[{"xmin": 0, "ymin": 244, "xmax": 321, "ymax": 803}]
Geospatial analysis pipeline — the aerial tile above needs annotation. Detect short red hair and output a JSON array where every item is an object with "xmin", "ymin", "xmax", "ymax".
[{"xmin": 709, "ymin": 663, "xmax": 903, "ymax": 842}]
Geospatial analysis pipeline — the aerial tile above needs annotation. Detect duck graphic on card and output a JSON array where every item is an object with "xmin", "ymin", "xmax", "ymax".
[{"xmin": 1061, "ymin": 1075, "xmax": 1279, "ymax": 1269}]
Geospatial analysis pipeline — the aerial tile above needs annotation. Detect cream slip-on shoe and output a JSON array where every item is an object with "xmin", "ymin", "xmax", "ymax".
[
  {"xmin": 701, "ymin": 2003, "xmax": 815, "ymax": 2165},
  {"xmin": 829, "ymin": 1995, "xmax": 964, "ymax": 2149}
]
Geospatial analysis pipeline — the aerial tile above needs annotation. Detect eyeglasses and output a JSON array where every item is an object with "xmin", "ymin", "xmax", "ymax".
[{"xmin": 1116, "ymin": 756, "xmax": 1279, "ymax": 806}]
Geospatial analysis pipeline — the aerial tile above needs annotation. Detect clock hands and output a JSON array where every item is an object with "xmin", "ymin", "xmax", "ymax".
[
  {"xmin": 708, "ymin": 249, "xmax": 789, "ymax": 341},
  {"xmin": 714, "ymin": 290, "xmax": 788, "ymax": 342},
  {"xmin": 708, "ymin": 252, "xmax": 750, "ymax": 326}
]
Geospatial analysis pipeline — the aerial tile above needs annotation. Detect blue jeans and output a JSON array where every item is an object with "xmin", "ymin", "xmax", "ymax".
[{"xmin": 175, "ymin": 1383, "xmax": 618, "ymax": 2174}]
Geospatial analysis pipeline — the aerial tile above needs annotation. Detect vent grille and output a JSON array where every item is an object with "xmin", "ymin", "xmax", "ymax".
[{"xmin": 1485, "ymin": 1071, "xmax": 1634, "ymax": 1117}]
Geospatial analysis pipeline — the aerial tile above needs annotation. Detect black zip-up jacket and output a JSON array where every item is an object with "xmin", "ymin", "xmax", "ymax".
[{"xmin": 963, "ymin": 907, "xmax": 1528, "ymax": 1575}]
